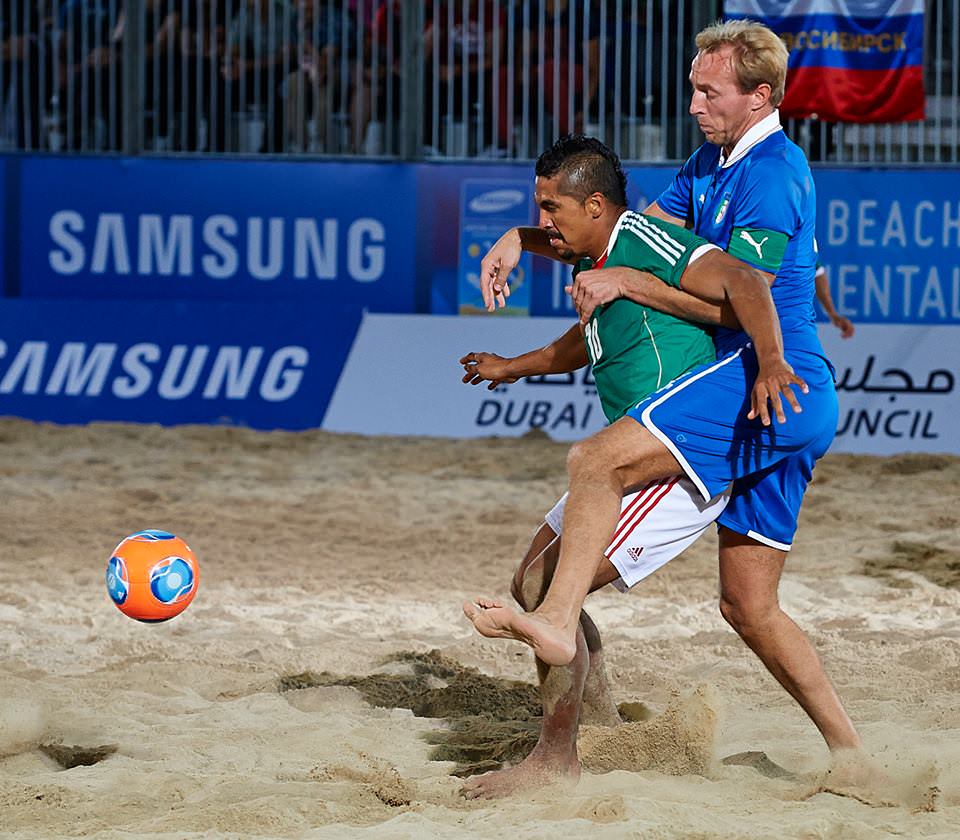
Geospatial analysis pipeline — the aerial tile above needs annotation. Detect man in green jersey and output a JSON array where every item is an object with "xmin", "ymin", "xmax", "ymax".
[{"xmin": 457, "ymin": 134, "xmax": 797, "ymax": 798}]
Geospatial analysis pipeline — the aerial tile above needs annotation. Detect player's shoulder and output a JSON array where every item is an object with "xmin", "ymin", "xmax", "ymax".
[
  {"xmin": 745, "ymin": 131, "xmax": 812, "ymax": 180},
  {"xmin": 614, "ymin": 211, "xmax": 699, "ymax": 251},
  {"xmin": 684, "ymin": 142, "xmax": 722, "ymax": 175}
]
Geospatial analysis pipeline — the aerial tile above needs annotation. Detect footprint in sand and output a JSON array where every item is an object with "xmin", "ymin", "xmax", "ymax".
[
  {"xmin": 721, "ymin": 750, "xmax": 797, "ymax": 780},
  {"xmin": 313, "ymin": 753, "xmax": 414, "ymax": 807}
]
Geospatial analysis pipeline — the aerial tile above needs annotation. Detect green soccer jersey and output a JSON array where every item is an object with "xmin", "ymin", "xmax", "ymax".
[{"xmin": 579, "ymin": 211, "xmax": 717, "ymax": 422}]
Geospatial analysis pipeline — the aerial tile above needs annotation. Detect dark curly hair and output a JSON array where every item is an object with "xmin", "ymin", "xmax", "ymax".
[{"xmin": 535, "ymin": 135, "xmax": 628, "ymax": 208}]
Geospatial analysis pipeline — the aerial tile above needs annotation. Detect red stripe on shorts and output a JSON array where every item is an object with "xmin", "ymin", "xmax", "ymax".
[
  {"xmin": 608, "ymin": 481, "xmax": 659, "ymax": 546},
  {"xmin": 606, "ymin": 478, "xmax": 680, "ymax": 557}
]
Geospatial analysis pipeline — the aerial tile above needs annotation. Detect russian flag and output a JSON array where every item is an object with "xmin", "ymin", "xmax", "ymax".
[{"xmin": 724, "ymin": 1, "xmax": 925, "ymax": 122}]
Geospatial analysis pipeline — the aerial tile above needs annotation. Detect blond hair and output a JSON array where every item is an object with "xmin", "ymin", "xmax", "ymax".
[{"xmin": 696, "ymin": 20, "xmax": 789, "ymax": 107}]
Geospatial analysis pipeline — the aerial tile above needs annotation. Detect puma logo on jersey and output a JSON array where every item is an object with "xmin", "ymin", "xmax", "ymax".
[{"xmin": 739, "ymin": 230, "xmax": 770, "ymax": 259}]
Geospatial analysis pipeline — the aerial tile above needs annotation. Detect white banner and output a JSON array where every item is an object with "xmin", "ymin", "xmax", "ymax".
[
  {"xmin": 822, "ymin": 324, "xmax": 958, "ymax": 455},
  {"xmin": 323, "ymin": 315, "xmax": 959, "ymax": 455},
  {"xmin": 322, "ymin": 314, "xmax": 606, "ymax": 441}
]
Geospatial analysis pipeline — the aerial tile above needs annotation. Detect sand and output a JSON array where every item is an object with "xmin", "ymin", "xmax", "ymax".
[{"xmin": 1, "ymin": 418, "xmax": 959, "ymax": 839}]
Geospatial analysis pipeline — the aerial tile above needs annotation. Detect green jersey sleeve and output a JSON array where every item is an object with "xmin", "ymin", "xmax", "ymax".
[{"xmin": 605, "ymin": 212, "xmax": 711, "ymax": 287}]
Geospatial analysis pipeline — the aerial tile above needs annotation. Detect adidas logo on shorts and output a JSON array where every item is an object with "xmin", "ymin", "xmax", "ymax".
[{"xmin": 627, "ymin": 546, "xmax": 645, "ymax": 562}]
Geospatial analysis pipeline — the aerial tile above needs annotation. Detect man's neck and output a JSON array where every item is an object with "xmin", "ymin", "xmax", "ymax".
[
  {"xmin": 590, "ymin": 209, "xmax": 628, "ymax": 262},
  {"xmin": 722, "ymin": 108, "xmax": 776, "ymax": 158}
]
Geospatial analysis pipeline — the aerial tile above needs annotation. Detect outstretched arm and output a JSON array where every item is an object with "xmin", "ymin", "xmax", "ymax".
[
  {"xmin": 815, "ymin": 269, "xmax": 855, "ymax": 338},
  {"xmin": 461, "ymin": 323, "xmax": 588, "ymax": 390},
  {"xmin": 480, "ymin": 227, "xmax": 576, "ymax": 311}
]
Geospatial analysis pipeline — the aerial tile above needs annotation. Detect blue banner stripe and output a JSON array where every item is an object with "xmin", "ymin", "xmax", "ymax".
[
  {"xmin": 18, "ymin": 158, "xmax": 418, "ymax": 310},
  {"xmin": 0, "ymin": 299, "xmax": 364, "ymax": 430}
]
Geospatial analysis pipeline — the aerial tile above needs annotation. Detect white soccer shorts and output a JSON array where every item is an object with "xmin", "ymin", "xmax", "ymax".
[{"xmin": 543, "ymin": 477, "xmax": 731, "ymax": 591}]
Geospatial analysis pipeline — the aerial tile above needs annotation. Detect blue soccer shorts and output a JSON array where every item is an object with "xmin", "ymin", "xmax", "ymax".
[{"xmin": 626, "ymin": 344, "xmax": 838, "ymax": 550}]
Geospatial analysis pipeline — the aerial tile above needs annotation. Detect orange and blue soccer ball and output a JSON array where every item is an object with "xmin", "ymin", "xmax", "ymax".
[{"xmin": 106, "ymin": 530, "xmax": 199, "ymax": 622}]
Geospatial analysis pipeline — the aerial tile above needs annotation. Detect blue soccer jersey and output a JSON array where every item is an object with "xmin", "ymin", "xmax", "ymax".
[
  {"xmin": 657, "ymin": 111, "xmax": 821, "ymax": 359},
  {"xmin": 634, "ymin": 111, "xmax": 836, "ymax": 550}
]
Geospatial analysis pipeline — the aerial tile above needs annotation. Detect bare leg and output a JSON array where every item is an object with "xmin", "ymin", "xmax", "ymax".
[
  {"xmin": 461, "ymin": 525, "xmax": 620, "ymax": 799},
  {"xmin": 520, "ymin": 532, "xmax": 622, "ymax": 727},
  {"xmin": 718, "ymin": 527, "xmax": 861, "ymax": 751},
  {"xmin": 465, "ymin": 419, "xmax": 680, "ymax": 665},
  {"xmin": 577, "ymin": 610, "xmax": 622, "ymax": 727}
]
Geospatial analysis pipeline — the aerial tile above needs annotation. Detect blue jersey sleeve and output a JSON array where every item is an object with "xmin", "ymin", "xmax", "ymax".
[{"xmin": 654, "ymin": 154, "xmax": 696, "ymax": 222}]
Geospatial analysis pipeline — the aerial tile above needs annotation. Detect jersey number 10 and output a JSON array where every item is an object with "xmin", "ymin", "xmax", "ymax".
[{"xmin": 585, "ymin": 320, "xmax": 603, "ymax": 362}]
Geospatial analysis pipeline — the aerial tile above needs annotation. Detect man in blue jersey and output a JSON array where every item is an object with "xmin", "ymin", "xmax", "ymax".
[{"xmin": 466, "ymin": 19, "xmax": 862, "ymax": 758}]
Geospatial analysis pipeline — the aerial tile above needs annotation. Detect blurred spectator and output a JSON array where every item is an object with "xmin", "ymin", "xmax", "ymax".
[
  {"xmin": 601, "ymin": 1, "xmax": 657, "ymax": 120},
  {"xmin": 178, "ymin": 0, "xmax": 233, "ymax": 152},
  {"xmin": 101, "ymin": 1, "xmax": 180, "ymax": 151},
  {"xmin": 224, "ymin": 0, "xmax": 296, "ymax": 153},
  {"xmin": 599, "ymin": 0, "xmax": 664, "ymax": 159},
  {"xmin": 139, "ymin": 1, "xmax": 181, "ymax": 149},
  {"xmin": 515, "ymin": 0, "xmax": 601, "ymax": 151},
  {"xmin": 58, "ymin": 0, "xmax": 120, "ymax": 150},
  {"xmin": 361, "ymin": 2, "xmax": 507, "ymax": 156},
  {"xmin": 352, "ymin": 0, "xmax": 422, "ymax": 155},
  {"xmin": 423, "ymin": 0, "xmax": 507, "ymax": 155},
  {"xmin": 283, "ymin": 0, "xmax": 352, "ymax": 153},
  {"xmin": 0, "ymin": 1, "xmax": 45, "ymax": 149}
]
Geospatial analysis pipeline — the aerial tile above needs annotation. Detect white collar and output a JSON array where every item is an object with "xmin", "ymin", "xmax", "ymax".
[{"xmin": 719, "ymin": 109, "xmax": 782, "ymax": 169}]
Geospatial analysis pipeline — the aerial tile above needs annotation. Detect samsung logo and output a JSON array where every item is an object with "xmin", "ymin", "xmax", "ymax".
[
  {"xmin": 468, "ymin": 189, "xmax": 526, "ymax": 214},
  {"xmin": 46, "ymin": 212, "xmax": 386, "ymax": 282},
  {"xmin": 0, "ymin": 340, "xmax": 308, "ymax": 402}
]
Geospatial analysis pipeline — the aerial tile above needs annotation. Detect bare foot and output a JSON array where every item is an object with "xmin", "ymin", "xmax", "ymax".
[
  {"xmin": 463, "ymin": 598, "xmax": 577, "ymax": 666},
  {"xmin": 799, "ymin": 748, "xmax": 898, "ymax": 807},
  {"xmin": 810, "ymin": 747, "xmax": 940, "ymax": 811},
  {"xmin": 459, "ymin": 749, "xmax": 580, "ymax": 799}
]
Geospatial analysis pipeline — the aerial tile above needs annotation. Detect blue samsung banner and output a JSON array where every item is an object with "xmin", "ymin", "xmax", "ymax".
[
  {"xmin": 0, "ymin": 299, "xmax": 361, "ymax": 429},
  {"xmin": 1, "ymin": 156, "xmax": 958, "ymax": 453},
  {"xmin": 815, "ymin": 168, "xmax": 960, "ymax": 324},
  {"xmin": 457, "ymin": 179, "xmax": 534, "ymax": 315},
  {"xmin": 19, "ymin": 158, "xmax": 417, "ymax": 311},
  {"xmin": 0, "ymin": 157, "xmax": 6, "ymax": 295},
  {"xmin": 417, "ymin": 162, "xmax": 676, "ymax": 317}
]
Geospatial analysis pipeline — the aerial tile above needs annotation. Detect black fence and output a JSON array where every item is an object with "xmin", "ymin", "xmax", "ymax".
[{"xmin": 1, "ymin": 0, "xmax": 957, "ymax": 162}]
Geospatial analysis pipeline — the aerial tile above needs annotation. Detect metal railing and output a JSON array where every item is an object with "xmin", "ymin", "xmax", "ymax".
[{"xmin": 0, "ymin": 0, "xmax": 957, "ymax": 163}]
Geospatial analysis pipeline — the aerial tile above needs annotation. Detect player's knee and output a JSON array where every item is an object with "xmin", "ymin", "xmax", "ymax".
[
  {"xmin": 566, "ymin": 436, "xmax": 606, "ymax": 482},
  {"xmin": 719, "ymin": 594, "xmax": 776, "ymax": 639},
  {"xmin": 718, "ymin": 595, "xmax": 742, "ymax": 631}
]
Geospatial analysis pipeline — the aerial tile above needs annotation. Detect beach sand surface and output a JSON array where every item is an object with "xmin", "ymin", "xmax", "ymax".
[{"xmin": 1, "ymin": 419, "xmax": 959, "ymax": 839}]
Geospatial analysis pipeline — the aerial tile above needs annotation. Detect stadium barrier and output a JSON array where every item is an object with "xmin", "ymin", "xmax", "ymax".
[
  {"xmin": 0, "ymin": 0, "xmax": 958, "ymax": 164},
  {"xmin": 0, "ymin": 154, "xmax": 956, "ymax": 454}
]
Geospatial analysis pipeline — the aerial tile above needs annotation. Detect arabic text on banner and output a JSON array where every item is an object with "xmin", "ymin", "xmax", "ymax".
[{"xmin": 723, "ymin": 0, "xmax": 925, "ymax": 123}]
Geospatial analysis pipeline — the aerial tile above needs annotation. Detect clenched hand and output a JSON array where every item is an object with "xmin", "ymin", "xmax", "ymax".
[{"xmin": 460, "ymin": 353, "xmax": 519, "ymax": 390}]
